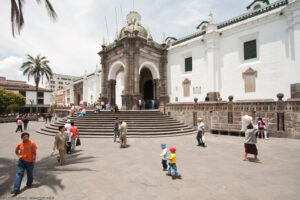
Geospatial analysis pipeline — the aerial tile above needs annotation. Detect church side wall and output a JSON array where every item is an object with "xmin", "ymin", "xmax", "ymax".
[
  {"xmin": 168, "ymin": 40, "xmax": 207, "ymax": 103},
  {"xmin": 167, "ymin": 7, "xmax": 300, "ymax": 102},
  {"xmin": 219, "ymin": 15, "xmax": 292, "ymax": 100}
]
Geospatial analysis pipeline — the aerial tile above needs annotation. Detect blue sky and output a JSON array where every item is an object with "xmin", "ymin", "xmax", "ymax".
[{"xmin": 0, "ymin": 0, "xmax": 268, "ymax": 84}]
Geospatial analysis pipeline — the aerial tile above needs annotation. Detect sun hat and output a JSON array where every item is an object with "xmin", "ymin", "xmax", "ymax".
[{"xmin": 67, "ymin": 119, "xmax": 71, "ymax": 123}]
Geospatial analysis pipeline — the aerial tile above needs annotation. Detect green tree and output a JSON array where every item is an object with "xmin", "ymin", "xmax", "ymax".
[
  {"xmin": 20, "ymin": 54, "xmax": 53, "ymax": 113},
  {"xmin": 0, "ymin": 88, "xmax": 25, "ymax": 114},
  {"xmin": 11, "ymin": 0, "xmax": 57, "ymax": 37}
]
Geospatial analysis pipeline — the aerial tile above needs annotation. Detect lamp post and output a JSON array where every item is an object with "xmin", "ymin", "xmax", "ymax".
[{"xmin": 30, "ymin": 99, "xmax": 34, "ymax": 115}]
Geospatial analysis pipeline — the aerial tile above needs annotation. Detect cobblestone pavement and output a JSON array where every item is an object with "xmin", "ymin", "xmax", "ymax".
[{"xmin": 0, "ymin": 121, "xmax": 300, "ymax": 200}]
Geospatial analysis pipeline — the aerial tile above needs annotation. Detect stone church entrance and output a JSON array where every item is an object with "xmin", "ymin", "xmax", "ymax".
[
  {"xmin": 140, "ymin": 68, "xmax": 153, "ymax": 101},
  {"xmin": 98, "ymin": 11, "xmax": 169, "ymax": 110}
]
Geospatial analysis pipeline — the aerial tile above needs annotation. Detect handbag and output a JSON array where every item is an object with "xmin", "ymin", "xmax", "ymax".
[{"xmin": 76, "ymin": 138, "xmax": 81, "ymax": 146}]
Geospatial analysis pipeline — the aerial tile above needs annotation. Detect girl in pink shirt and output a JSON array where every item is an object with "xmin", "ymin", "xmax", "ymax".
[{"xmin": 16, "ymin": 119, "xmax": 23, "ymax": 133}]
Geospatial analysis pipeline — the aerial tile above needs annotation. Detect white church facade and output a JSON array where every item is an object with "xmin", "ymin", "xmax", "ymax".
[
  {"xmin": 67, "ymin": 0, "xmax": 300, "ymax": 108},
  {"xmin": 167, "ymin": 0, "xmax": 300, "ymax": 102}
]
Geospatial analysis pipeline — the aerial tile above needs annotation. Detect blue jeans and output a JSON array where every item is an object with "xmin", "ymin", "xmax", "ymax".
[
  {"xmin": 13, "ymin": 159, "xmax": 34, "ymax": 190},
  {"xmin": 168, "ymin": 163, "xmax": 180, "ymax": 176},
  {"xmin": 196, "ymin": 131, "xmax": 203, "ymax": 145},
  {"xmin": 162, "ymin": 159, "xmax": 168, "ymax": 170},
  {"xmin": 114, "ymin": 130, "xmax": 120, "ymax": 142}
]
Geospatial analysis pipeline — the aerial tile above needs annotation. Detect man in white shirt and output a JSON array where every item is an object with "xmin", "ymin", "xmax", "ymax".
[
  {"xmin": 197, "ymin": 118, "xmax": 206, "ymax": 147},
  {"xmin": 64, "ymin": 119, "xmax": 71, "ymax": 132}
]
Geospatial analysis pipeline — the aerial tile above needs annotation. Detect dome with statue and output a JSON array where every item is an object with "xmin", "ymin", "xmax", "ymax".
[{"xmin": 118, "ymin": 11, "xmax": 150, "ymax": 39}]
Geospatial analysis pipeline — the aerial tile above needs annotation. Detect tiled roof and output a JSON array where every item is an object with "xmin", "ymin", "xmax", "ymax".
[
  {"xmin": 0, "ymin": 79, "xmax": 51, "ymax": 92},
  {"xmin": 171, "ymin": 0, "xmax": 288, "ymax": 47}
]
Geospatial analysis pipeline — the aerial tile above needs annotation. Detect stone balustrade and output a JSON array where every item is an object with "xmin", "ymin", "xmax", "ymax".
[{"xmin": 160, "ymin": 95, "xmax": 300, "ymax": 139}]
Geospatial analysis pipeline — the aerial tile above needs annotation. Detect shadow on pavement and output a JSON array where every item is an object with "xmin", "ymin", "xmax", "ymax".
[{"xmin": 0, "ymin": 151, "xmax": 96, "ymax": 197}]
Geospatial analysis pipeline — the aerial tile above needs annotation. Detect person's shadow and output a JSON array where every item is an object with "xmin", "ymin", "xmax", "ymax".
[{"xmin": 0, "ymin": 151, "xmax": 95, "ymax": 197}]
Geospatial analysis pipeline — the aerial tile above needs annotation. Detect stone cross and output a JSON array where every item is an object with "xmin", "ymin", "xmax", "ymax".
[{"xmin": 209, "ymin": 11, "xmax": 213, "ymax": 24}]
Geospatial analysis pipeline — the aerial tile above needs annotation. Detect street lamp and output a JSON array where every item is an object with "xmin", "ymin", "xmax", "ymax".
[{"xmin": 30, "ymin": 99, "xmax": 34, "ymax": 115}]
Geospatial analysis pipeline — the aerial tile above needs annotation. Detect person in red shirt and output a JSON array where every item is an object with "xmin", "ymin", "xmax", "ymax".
[
  {"xmin": 69, "ymin": 121, "xmax": 79, "ymax": 153},
  {"xmin": 11, "ymin": 132, "xmax": 37, "ymax": 195}
]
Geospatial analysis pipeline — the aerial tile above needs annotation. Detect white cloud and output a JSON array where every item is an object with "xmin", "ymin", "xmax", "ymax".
[{"xmin": 0, "ymin": 56, "xmax": 24, "ymax": 81}]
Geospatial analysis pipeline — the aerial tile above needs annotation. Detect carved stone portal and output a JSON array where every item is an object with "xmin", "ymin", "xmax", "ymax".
[
  {"xmin": 242, "ymin": 67, "xmax": 257, "ymax": 93},
  {"xmin": 182, "ymin": 78, "xmax": 191, "ymax": 97}
]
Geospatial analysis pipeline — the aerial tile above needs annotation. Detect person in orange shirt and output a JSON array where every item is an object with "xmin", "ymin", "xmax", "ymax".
[{"xmin": 11, "ymin": 132, "xmax": 37, "ymax": 195}]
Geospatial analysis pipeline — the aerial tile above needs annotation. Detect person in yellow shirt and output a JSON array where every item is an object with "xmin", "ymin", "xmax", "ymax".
[{"xmin": 166, "ymin": 146, "xmax": 182, "ymax": 180}]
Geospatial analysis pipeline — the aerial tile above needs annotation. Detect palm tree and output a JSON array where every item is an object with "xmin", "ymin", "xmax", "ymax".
[
  {"xmin": 11, "ymin": 0, "xmax": 57, "ymax": 37},
  {"xmin": 20, "ymin": 54, "xmax": 53, "ymax": 113}
]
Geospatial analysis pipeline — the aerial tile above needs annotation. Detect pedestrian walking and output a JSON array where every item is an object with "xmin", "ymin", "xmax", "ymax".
[
  {"xmin": 64, "ymin": 119, "xmax": 71, "ymax": 133},
  {"xmin": 138, "ymin": 99, "xmax": 142, "ymax": 110},
  {"xmin": 52, "ymin": 126, "xmax": 67, "ymax": 165},
  {"xmin": 48, "ymin": 113, "xmax": 52, "ymax": 123},
  {"xmin": 22, "ymin": 116, "xmax": 29, "ymax": 131},
  {"xmin": 257, "ymin": 118, "xmax": 265, "ymax": 139},
  {"xmin": 196, "ymin": 118, "xmax": 206, "ymax": 147},
  {"xmin": 66, "ymin": 129, "xmax": 72, "ymax": 154},
  {"xmin": 166, "ymin": 146, "xmax": 182, "ymax": 180},
  {"xmin": 69, "ymin": 121, "xmax": 79, "ymax": 153},
  {"xmin": 114, "ymin": 117, "xmax": 120, "ymax": 142},
  {"xmin": 242, "ymin": 116, "xmax": 261, "ymax": 163},
  {"xmin": 16, "ymin": 118, "xmax": 23, "ymax": 133},
  {"xmin": 11, "ymin": 132, "xmax": 37, "ymax": 195},
  {"xmin": 160, "ymin": 144, "xmax": 168, "ymax": 171},
  {"xmin": 119, "ymin": 121, "xmax": 128, "ymax": 148},
  {"xmin": 44, "ymin": 113, "xmax": 49, "ymax": 124}
]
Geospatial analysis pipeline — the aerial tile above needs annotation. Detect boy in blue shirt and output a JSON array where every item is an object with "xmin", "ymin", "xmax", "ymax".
[{"xmin": 160, "ymin": 144, "xmax": 168, "ymax": 171}]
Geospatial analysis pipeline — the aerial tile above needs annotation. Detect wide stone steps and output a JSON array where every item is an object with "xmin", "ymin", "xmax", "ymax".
[{"xmin": 36, "ymin": 110, "xmax": 197, "ymax": 138}]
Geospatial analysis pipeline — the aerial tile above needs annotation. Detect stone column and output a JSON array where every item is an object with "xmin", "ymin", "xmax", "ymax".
[
  {"xmin": 100, "ymin": 55, "xmax": 108, "ymax": 104},
  {"xmin": 110, "ymin": 80, "xmax": 116, "ymax": 106},
  {"xmin": 153, "ymin": 79, "xmax": 160, "ymax": 104},
  {"xmin": 159, "ymin": 49, "xmax": 170, "ymax": 106},
  {"xmin": 123, "ymin": 53, "xmax": 130, "ymax": 95}
]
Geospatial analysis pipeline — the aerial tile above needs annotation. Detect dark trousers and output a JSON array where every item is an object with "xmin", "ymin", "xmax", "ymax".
[
  {"xmin": 13, "ymin": 159, "xmax": 34, "ymax": 190},
  {"xmin": 162, "ymin": 159, "xmax": 168, "ymax": 170},
  {"xmin": 16, "ymin": 125, "xmax": 23, "ymax": 133},
  {"xmin": 24, "ymin": 123, "xmax": 28, "ymax": 130},
  {"xmin": 196, "ymin": 131, "xmax": 203, "ymax": 145},
  {"xmin": 66, "ymin": 142, "xmax": 71, "ymax": 154}
]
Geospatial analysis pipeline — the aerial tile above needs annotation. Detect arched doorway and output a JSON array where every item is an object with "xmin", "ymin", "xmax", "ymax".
[
  {"xmin": 140, "ymin": 67, "xmax": 154, "ymax": 109},
  {"xmin": 143, "ymin": 80, "xmax": 153, "ymax": 100}
]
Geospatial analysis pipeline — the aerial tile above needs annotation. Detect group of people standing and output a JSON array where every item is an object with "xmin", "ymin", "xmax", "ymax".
[
  {"xmin": 113, "ymin": 117, "xmax": 128, "ymax": 148},
  {"xmin": 52, "ymin": 119, "xmax": 80, "ymax": 165}
]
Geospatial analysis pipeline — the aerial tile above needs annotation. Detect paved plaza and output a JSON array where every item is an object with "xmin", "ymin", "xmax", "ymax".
[{"xmin": 0, "ymin": 121, "xmax": 300, "ymax": 200}]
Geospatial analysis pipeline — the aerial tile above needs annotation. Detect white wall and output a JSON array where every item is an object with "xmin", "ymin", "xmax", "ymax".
[
  {"xmin": 44, "ymin": 92, "xmax": 51, "ymax": 105},
  {"xmin": 167, "ymin": 2, "xmax": 300, "ymax": 102},
  {"xmin": 82, "ymin": 72, "xmax": 101, "ymax": 104},
  {"xmin": 26, "ymin": 91, "xmax": 36, "ymax": 104}
]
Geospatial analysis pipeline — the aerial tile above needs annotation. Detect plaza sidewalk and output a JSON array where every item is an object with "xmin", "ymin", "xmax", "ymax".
[{"xmin": 0, "ymin": 121, "xmax": 299, "ymax": 200}]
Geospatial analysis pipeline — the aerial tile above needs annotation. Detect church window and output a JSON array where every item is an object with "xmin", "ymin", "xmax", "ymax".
[
  {"xmin": 242, "ymin": 68, "xmax": 257, "ymax": 93},
  {"xmin": 185, "ymin": 57, "xmax": 192, "ymax": 72},
  {"xmin": 254, "ymin": 4, "xmax": 261, "ymax": 10},
  {"xmin": 182, "ymin": 78, "xmax": 191, "ymax": 97},
  {"xmin": 244, "ymin": 40, "xmax": 257, "ymax": 60}
]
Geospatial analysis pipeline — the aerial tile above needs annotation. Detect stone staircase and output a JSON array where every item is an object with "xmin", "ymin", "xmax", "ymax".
[{"xmin": 36, "ymin": 110, "xmax": 197, "ymax": 138}]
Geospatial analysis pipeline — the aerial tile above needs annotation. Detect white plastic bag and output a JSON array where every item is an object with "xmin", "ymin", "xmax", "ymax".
[{"xmin": 241, "ymin": 115, "xmax": 252, "ymax": 131}]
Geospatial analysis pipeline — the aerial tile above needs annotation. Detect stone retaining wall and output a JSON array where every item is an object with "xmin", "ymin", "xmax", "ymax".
[{"xmin": 160, "ymin": 96, "xmax": 300, "ymax": 139}]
